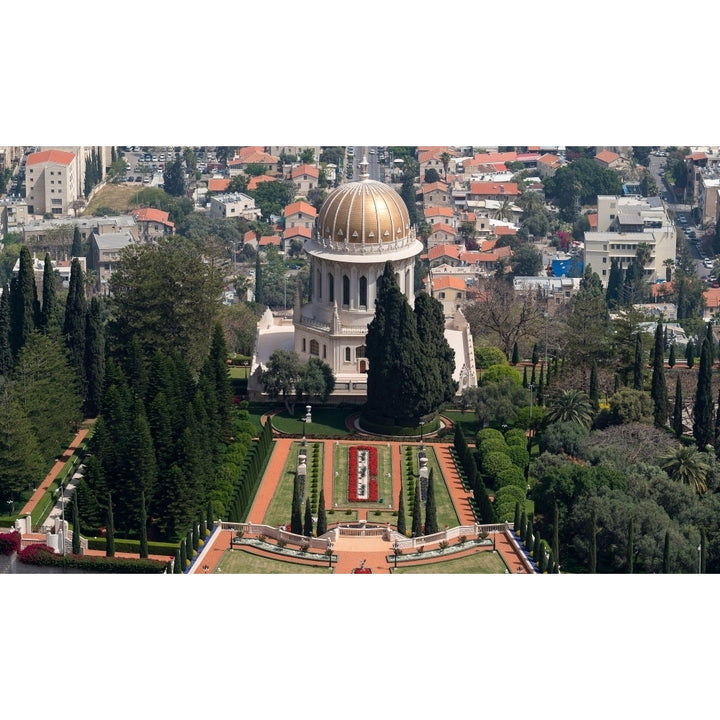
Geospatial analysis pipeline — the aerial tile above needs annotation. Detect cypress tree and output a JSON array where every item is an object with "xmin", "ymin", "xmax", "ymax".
[
  {"xmin": 537, "ymin": 362, "xmax": 544, "ymax": 405},
  {"xmin": 0, "ymin": 284, "xmax": 11, "ymax": 374},
  {"xmin": 106, "ymin": 493, "xmax": 115, "ymax": 557},
  {"xmin": 539, "ymin": 542, "xmax": 549, "ymax": 573},
  {"xmin": 589, "ymin": 360, "xmax": 600, "ymax": 412},
  {"xmin": 514, "ymin": 501, "xmax": 521, "ymax": 532},
  {"xmin": 179, "ymin": 538, "xmax": 187, "ymax": 569},
  {"xmin": 40, "ymin": 253, "xmax": 57, "ymax": 333},
  {"xmin": 633, "ymin": 332, "xmax": 644, "ymax": 390},
  {"xmin": 316, "ymin": 487, "xmax": 327, "ymax": 537},
  {"xmin": 511, "ymin": 341, "xmax": 519, "ymax": 365},
  {"xmin": 397, "ymin": 480, "xmax": 407, "ymax": 536},
  {"xmin": 303, "ymin": 497, "xmax": 313, "ymax": 537},
  {"xmin": 605, "ymin": 257, "xmax": 622, "ymax": 309},
  {"xmin": 71, "ymin": 490, "xmax": 81, "ymax": 555},
  {"xmin": 693, "ymin": 338, "xmax": 714, "ymax": 449},
  {"xmin": 531, "ymin": 343, "xmax": 538, "ymax": 366},
  {"xmin": 663, "ymin": 529, "xmax": 670, "ymax": 573},
  {"xmin": 530, "ymin": 363, "xmax": 536, "ymax": 386},
  {"xmin": 532, "ymin": 529, "xmax": 542, "ymax": 561},
  {"xmin": 651, "ymin": 322, "xmax": 668, "ymax": 427},
  {"xmin": 84, "ymin": 297, "xmax": 105, "ymax": 417},
  {"xmin": 685, "ymin": 339, "xmax": 695, "ymax": 369},
  {"xmin": 139, "ymin": 491, "xmax": 148, "ymax": 559},
  {"xmin": 424, "ymin": 469, "xmax": 438, "ymax": 535},
  {"xmin": 589, "ymin": 509, "xmax": 597, "ymax": 573},
  {"xmin": 71, "ymin": 226, "xmax": 84, "ymax": 258},
  {"xmin": 411, "ymin": 479, "xmax": 423, "ymax": 537},
  {"xmin": 9, "ymin": 245, "xmax": 39, "ymax": 356},
  {"xmin": 206, "ymin": 499, "xmax": 214, "ymax": 530},
  {"xmin": 706, "ymin": 323, "xmax": 715, "ymax": 365},
  {"xmin": 63, "ymin": 258, "xmax": 87, "ymax": 388},
  {"xmin": 290, "ymin": 474, "xmax": 303, "ymax": 535},
  {"xmin": 627, "ymin": 517, "xmax": 634, "ymax": 573},
  {"xmin": 519, "ymin": 510, "xmax": 526, "ymax": 539},
  {"xmin": 673, "ymin": 375, "xmax": 684, "ymax": 438},
  {"xmin": 522, "ymin": 365, "xmax": 528, "ymax": 388},
  {"xmin": 668, "ymin": 343, "xmax": 676, "ymax": 368},
  {"xmin": 174, "ymin": 547, "xmax": 182, "ymax": 574},
  {"xmin": 192, "ymin": 521, "xmax": 199, "ymax": 552}
]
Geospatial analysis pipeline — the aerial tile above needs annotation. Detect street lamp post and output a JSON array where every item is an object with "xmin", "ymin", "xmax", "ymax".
[{"xmin": 393, "ymin": 540, "xmax": 400, "ymax": 569}]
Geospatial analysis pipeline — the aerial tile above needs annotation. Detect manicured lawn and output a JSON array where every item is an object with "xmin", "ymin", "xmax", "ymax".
[
  {"xmin": 394, "ymin": 550, "xmax": 507, "ymax": 574},
  {"xmin": 217, "ymin": 548, "xmax": 333, "ymax": 573},
  {"xmin": 270, "ymin": 406, "xmax": 355, "ymax": 437},
  {"xmin": 263, "ymin": 441, "xmax": 323, "ymax": 527},
  {"xmin": 399, "ymin": 444, "xmax": 459, "ymax": 530},
  {"xmin": 442, "ymin": 410, "xmax": 479, "ymax": 441}
]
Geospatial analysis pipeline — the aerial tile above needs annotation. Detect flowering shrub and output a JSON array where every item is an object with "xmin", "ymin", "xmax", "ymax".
[
  {"xmin": 18, "ymin": 543, "xmax": 167, "ymax": 573},
  {"xmin": 0, "ymin": 531, "xmax": 21, "ymax": 556},
  {"xmin": 348, "ymin": 445, "xmax": 379, "ymax": 502}
]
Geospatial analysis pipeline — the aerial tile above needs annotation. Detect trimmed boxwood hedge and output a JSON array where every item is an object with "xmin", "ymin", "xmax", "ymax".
[
  {"xmin": 18, "ymin": 544, "xmax": 169, "ymax": 573},
  {"xmin": 86, "ymin": 538, "xmax": 178, "ymax": 556}
]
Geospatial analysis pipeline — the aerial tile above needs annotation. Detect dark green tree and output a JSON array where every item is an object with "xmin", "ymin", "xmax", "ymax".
[
  {"xmin": 0, "ymin": 285, "xmax": 11, "ymax": 374},
  {"xmin": 9, "ymin": 246, "xmax": 39, "ymax": 357},
  {"xmin": 365, "ymin": 262, "xmax": 434, "ymax": 426},
  {"xmin": 511, "ymin": 342, "xmax": 519, "ymax": 365},
  {"xmin": 424, "ymin": 469, "xmax": 438, "ymax": 535},
  {"xmin": 303, "ymin": 497, "xmax": 313, "ymax": 537},
  {"xmin": 254, "ymin": 252, "xmax": 264, "ymax": 306},
  {"xmin": 589, "ymin": 508, "xmax": 597, "ymax": 573},
  {"xmin": 83, "ymin": 297, "xmax": 105, "ymax": 417},
  {"xmin": 63, "ymin": 258, "xmax": 87, "ymax": 388},
  {"xmin": 316, "ymin": 487, "xmax": 327, "ymax": 537},
  {"xmin": 107, "ymin": 236, "xmax": 225, "ymax": 372},
  {"xmin": 633, "ymin": 332, "xmax": 644, "ymax": 390},
  {"xmin": 693, "ymin": 338, "xmax": 714, "ymax": 449},
  {"xmin": 673, "ymin": 375, "xmax": 684, "ymax": 439},
  {"xmin": 39, "ymin": 253, "xmax": 58, "ymax": 333},
  {"xmin": 290, "ymin": 473, "xmax": 303, "ymax": 535},
  {"xmin": 685, "ymin": 339, "xmax": 695, "ymax": 369},
  {"xmin": 522, "ymin": 365, "xmax": 528, "ymax": 388},
  {"xmin": 71, "ymin": 226, "xmax": 84, "ymax": 258},
  {"xmin": 106, "ymin": 493, "xmax": 115, "ymax": 557},
  {"xmin": 396, "ymin": 479, "xmax": 406, "ymax": 536},
  {"xmin": 605, "ymin": 257, "xmax": 623, "ymax": 309},
  {"xmin": 589, "ymin": 361, "xmax": 600, "ymax": 413},
  {"xmin": 411, "ymin": 479, "xmax": 423, "ymax": 537},
  {"xmin": 163, "ymin": 159, "xmax": 187, "ymax": 197},
  {"xmin": 71, "ymin": 490, "xmax": 81, "ymax": 555},
  {"xmin": 627, "ymin": 517, "xmax": 634, "ymax": 573},
  {"xmin": 663, "ymin": 529, "xmax": 670, "ymax": 573},
  {"xmin": 531, "ymin": 343, "xmax": 538, "ymax": 366},
  {"xmin": 139, "ymin": 490, "xmax": 148, "ymax": 559},
  {"xmin": 650, "ymin": 322, "xmax": 668, "ymax": 427},
  {"xmin": 668, "ymin": 343, "xmax": 676, "ymax": 368}
]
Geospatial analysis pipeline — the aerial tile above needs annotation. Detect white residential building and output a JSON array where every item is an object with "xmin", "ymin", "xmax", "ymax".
[{"xmin": 584, "ymin": 195, "xmax": 676, "ymax": 287}]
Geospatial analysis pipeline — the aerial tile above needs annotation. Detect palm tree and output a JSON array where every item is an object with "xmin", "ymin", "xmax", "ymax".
[
  {"xmin": 440, "ymin": 152, "xmax": 451, "ymax": 180},
  {"xmin": 663, "ymin": 258, "xmax": 675, "ymax": 282},
  {"xmin": 636, "ymin": 242, "xmax": 653, "ymax": 270},
  {"xmin": 545, "ymin": 389, "xmax": 594, "ymax": 429},
  {"xmin": 659, "ymin": 446, "xmax": 710, "ymax": 496}
]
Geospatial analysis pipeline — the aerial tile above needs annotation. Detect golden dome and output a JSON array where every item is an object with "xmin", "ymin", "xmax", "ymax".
[{"xmin": 317, "ymin": 161, "xmax": 411, "ymax": 245}]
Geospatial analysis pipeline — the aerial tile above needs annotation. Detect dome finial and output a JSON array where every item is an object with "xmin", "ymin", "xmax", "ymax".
[{"xmin": 359, "ymin": 156, "xmax": 370, "ymax": 180}]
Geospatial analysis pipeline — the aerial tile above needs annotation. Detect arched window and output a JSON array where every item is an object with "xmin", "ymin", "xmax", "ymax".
[
  {"xmin": 309, "ymin": 339, "xmax": 319, "ymax": 356},
  {"xmin": 317, "ymin": 268, "xmax": 322, "ymax": 299},
  {"xmin": 328, "ymin": 273, "xmax": 334, "ymax": 303},
  {"xmin": 356, "ymin": 345, "xmax": 366, "ymax": 358},
  {"xmin": 323, "ymin": 344, "xmax": 327, "ymax": 359},
  {"xmin": 302, "ymin": 338, "xmax": 306, "ymax": 352},
  {"xmin": 359, "ymin": 275, "xmax": 367, "ymax": 307},
  {"xmin": 343, "ymin": 275, "xmax": 350, "ymax": 306},
  {"xmin": 345, "ymin": 347, "xmax": 351, "ymax": 362}
]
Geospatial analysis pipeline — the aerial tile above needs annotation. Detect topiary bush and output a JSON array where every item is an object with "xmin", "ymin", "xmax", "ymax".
[
  {"xmin": 506, "ymin": 445, "xmax": 530, "ymax": 469},
  {"xmin": 476, "ymin": 427, "xmax": 505, "ymax": 445},
  {"xmin": 481, "ymin": 451, "xmax": 514, "ymax": 478},
  {"xmin": 495, "ymin": 466, "xmax": 527, "ymax": 490},
  {"xmin": 504, "ymin": 428, "xmax": 528, "ymax": 446}
]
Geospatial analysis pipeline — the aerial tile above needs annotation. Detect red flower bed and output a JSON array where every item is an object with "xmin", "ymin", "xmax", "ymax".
[{"xmin": 348, "ymin": 445, "xmax": 379, "ymax": 502}]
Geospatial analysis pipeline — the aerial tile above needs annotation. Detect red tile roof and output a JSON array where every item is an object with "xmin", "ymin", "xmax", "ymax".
[
  {"xmin": 208, "ymin": 178, "xmax": 231, "ymax": 192},
  {"xmin": 469, "ymin": 181, "xmax": 520, "ymax": 196},
  {"xmin": 595, "ymin": 150, "xmax": 620, "ymax": 164},
  {"xmin": 283, "ymin": 226, "xmax": 312, "ymax": 240},
  {"xmin": 428, "ymin": 244, "xmax": 461, "ymax": 261},
  {"xmin": 424, "ymin": 206, "xmax": 455, "ymax": 218},
  {"xmin": 247, "ymin": 174, "xmax": 276, "ymax": 191},
  {"xmin": 430, "ymin": 223, "xmax": 456, "ymax": 235},
  {"xmin": 258, "ymin": 235, "xmax": 281, "ymax": 246},
  {"xmin": 283, "ymin": 200, "xmax": 317, "ymax": 217},
  {"xmin": 431, "ymin": 275, "xmax": 467, "ymax": 291},
  {"xmin": 291, "ymin": 164, "xmax": 319, "ymax": 179},
  {"xmin": 132, "ymin": 208, "xmax": 174, "ymax": 227},
  {"xmin": 27, "ymin": 149, "xmax": 75, "ymax": 166}
]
